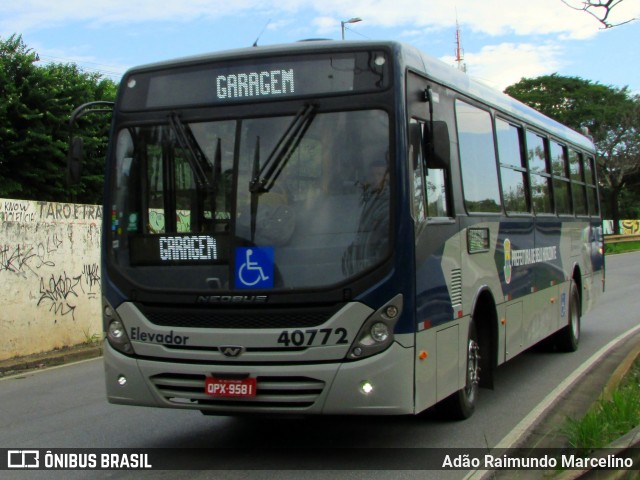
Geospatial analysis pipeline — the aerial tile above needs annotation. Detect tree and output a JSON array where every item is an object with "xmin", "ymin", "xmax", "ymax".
[
  {"xmin": 0, "ymin": 34, "xmax": 116, "ymax": 204},
  {"xmin": 505, "ymin": 75, "xmax": 640, "ymax": 233},
  {"xmin": 561, "ymin": 0, "xmax": 636, "ymax": 29}
]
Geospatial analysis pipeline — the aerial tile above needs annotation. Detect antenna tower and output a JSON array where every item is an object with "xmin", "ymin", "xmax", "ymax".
[{"xmin": 454, "ymin": 17, "xmax": 467, "ymax": 73}]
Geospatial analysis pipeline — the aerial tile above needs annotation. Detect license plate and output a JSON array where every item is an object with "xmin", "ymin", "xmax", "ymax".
[{"xmin": 205, "ymin": 377, "xmax": 257, "ymax": 398}]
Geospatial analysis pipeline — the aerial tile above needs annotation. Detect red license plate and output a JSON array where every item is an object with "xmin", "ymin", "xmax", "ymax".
[{"xmin": 205, "ymin": 377, "xmax": 257, "ymax": 398}]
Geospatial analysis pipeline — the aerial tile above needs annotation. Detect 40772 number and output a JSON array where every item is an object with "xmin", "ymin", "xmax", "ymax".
[{"xmin": 277, "ymin": 328, "xmax": 349, "ymax": 347}]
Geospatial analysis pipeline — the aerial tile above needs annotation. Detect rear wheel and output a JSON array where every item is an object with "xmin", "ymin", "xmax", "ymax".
[
  {"xmin": 440, "ymin": 320, "xmax": 480, "ymax": 420},
  {"xmin": 554, "ymin": 282, "xmax": 581, "ymax": 352}
]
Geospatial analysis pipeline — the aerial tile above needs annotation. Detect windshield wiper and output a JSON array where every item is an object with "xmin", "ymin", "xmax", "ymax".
[
  {"xmin": 249, "ymin": 103, "xmax": 316, "ymax": 193},
  {"xmin": 168, "ymin": 112, "xmax": 212, "ymax": 189}
]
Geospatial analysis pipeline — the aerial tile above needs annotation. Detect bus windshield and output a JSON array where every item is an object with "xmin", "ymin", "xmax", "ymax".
[{"xmin": 109, "ymin": 108, "xmax": 391, "ymax": 291}]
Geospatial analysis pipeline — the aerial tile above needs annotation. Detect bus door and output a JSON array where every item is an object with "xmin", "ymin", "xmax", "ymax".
[{"xmin": 406, "ymin": 72, "xmax": 462, "ymax": 412}]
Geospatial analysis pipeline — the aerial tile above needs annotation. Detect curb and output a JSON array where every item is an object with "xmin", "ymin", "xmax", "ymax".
[
  {"xmin": 467, "ymin": 327, "xmax": 640, "ymax": 480},
  {"xmin": 0, "ymin": 344, "xmax": 103, "ymax": 378},
  {"xmin": 554, "ymin": 344, "xmax": 640, "ymax": 480}
]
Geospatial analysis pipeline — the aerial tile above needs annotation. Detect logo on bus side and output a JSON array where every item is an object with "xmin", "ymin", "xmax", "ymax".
[
  {"xmin": 503, "ymin": 237, "xmax": 559, "ymax": 285},
  {"xmin": 504, "ymin": 239, "xmax": 512, "ymax": 285}
]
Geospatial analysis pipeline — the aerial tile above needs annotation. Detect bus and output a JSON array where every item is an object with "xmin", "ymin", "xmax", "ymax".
[{"xmin": 82, "ymin": 40, "xmax": 604, "ymax": 419}]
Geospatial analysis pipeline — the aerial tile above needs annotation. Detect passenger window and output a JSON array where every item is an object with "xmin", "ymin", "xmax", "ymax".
[
  {"xmin": 569, "ymin": 150, "xmax": 587, "ymax": 216},
  {"xmin": 550, "ymin": 141, "xmax": 571, "ymax": 215},
  {"xmin": 584, "ymin": 156, "xmax": 600, "ymax": 215},
  {"xmin": 526, "ymin": 132, "xmax": 554, "ymax": 214},
  {"xmin": 496, "ymin": 119, "xmax": 529, "ymax": 214},
  {"xmin": 456, "ymin": 100, "xmax": 501, "ymax": 213}
]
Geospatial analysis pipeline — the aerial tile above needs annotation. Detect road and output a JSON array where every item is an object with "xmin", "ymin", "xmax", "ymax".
[{"xmin": 1, "ymin": 252, "xmax": 639, "ymax": 479}]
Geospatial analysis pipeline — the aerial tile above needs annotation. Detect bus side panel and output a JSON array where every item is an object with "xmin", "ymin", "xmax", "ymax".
[
  {"xmin": 581, "ymin": 219, "xmax": 605, "ymax": 314},
  {"xmin": 494, "ymin": 218, "xmax": 535, "ymax": 360},
  {"xmin": 413, "ymin": 224, "xmax": 462, "ymax": 413}
]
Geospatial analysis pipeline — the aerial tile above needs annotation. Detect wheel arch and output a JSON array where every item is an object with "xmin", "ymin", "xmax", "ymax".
[
  {"xmin": 571, "ymin": 264, "xmax": 583, "ymax": 317},
  {"xmin": 469, "ymin": 286, "xmax": 498, "ymax": 389}
]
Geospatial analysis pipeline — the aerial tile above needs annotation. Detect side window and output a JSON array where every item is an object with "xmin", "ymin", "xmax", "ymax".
[
  {"xmin": 569, "ymin": 149, "xmax": 587, "ymax": 216},
  {"xmin": 456, "ymin": 100, "xmax": 501, "ymax": 213},
  {"xmin": 550, "ymin": 141, "xmax": 572, "ymax": 215},
  {"xmin": 496, "ymin": 119, "xmax": 529, "ymax": 214},
  {"xmin": 409, "ymin": 118, "xmax": 451, "ymax": 220},
  {"xmin": 426, "ymin": 156, "xmax": 450, "ymax": 218},
  {"xmin": 584, "ymin": 156, "xmax": 600, "ymax": 216},
  {"xmin": 409, "ymin": 119, "xmax": 426, "ymax": 222},
  {"xmin": 526, "ymin": 131, "xmax": 554, "ymax": 214}
]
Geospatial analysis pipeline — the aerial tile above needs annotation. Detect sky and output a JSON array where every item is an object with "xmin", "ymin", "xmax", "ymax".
[{"xmin": 1, "ymin": 0, "xmax": 639, "ymax": 94}]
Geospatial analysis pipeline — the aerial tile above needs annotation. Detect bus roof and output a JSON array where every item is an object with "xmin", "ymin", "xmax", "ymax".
[{"xmin": 124, "ymin": 39, "xmax": 595, "ymax": 153}]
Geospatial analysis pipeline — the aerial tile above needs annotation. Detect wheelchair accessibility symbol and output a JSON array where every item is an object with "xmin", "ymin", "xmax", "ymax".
[{"xmin": 235, "ymin": 247, "xmax": 274, "ymax": 289}]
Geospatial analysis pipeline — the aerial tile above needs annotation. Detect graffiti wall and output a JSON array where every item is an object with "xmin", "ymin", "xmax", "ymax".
[
  {"xmin": 602, "ymin": 220, "xmax": 640, "ymax": 235},
  {"xmin": 0, "ymin": 199, "xmax": 102, "ymax": 361}
]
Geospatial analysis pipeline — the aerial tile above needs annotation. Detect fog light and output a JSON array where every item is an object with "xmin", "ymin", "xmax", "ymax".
[
  {"xmin": 117, "ymin": 375, "xmax": 127, "ymax": 386},
  {"xmin": 385, "ymin": 305, "xmax": 399, "ymax": 319},
  {"xmin": 361, "ymin": 381, "xmax": 374, "ymax": 394},
  {"xmin": 370, "ymin": 322, "xmax": 390, "ymax": 343}
]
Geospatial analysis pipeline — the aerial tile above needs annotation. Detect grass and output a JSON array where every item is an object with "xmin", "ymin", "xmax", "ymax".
[
  {"xmin": 562, "ymin": 356, "xmax": 640, "ymax": 451},
  {"xmin": 82, "ymin": 328, "xmax": 102, "ymax": 346},
  {"xmin": 605, "ymin": 241, "xmax": 640, "ymax": 255}
]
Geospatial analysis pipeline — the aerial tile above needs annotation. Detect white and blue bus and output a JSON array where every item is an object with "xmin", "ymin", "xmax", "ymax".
[{"xmin": 91, "ymin": 40, "xmax": 604, "ymax": 419}]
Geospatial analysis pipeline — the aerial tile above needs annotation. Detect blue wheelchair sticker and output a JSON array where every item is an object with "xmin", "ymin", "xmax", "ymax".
[{"xmin": 235, "ymin": 247, "xmax": 274, "ymax": 289}]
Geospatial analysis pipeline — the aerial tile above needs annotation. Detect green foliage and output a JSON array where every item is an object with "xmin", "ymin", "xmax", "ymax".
[
  {"xmin": 562, "ymin": 357, "xmax": 640, "ymax": 451},
  {"xmin": 0, "ymin": 34, "xmax": 117, "ymax": 204},
  {"xmin": 604, "ymin": 241, "xmax": 640, "ymax": 255},
  {"xmin": 504, "ymin": 74, "xmax": 630, "ymax": 134},
  {"xmin": 505, "ymin": 74, "xmax": 640, "ymax": 228}
]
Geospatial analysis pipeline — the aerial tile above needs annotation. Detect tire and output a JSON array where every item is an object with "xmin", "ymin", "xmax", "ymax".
[
  {"xmin": 440, "ymin": 320, "xmax": 481, "ymax": 420},
  {"xmin": 554, "ymin": 282, "xmax": 581, "ymax": 352}
]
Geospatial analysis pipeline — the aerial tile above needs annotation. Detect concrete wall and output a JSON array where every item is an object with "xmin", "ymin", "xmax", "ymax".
[{"xmin": 0, "ymin": 198, "xmax": 102, "ymax": 361}]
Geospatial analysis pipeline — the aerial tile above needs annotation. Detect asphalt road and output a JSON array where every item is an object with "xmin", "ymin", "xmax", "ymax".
[{"xmin": 1, "ymin": 251, "xmax": 639, "ymax": 479}]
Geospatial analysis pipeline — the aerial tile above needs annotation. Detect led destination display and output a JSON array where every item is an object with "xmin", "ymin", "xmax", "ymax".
[
  {"xmin": 120, "ymin": 50, "xmax": 389, "ymax": 110},
  {"xmin": 129, "ymin": 234, "xmax": 229, "ymax": 266}
]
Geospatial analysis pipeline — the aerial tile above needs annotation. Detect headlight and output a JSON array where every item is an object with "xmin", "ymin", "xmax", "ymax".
[
  {"xmin": 347, "ymin": 294, "xmax": 403, "ymax": 360},
  {"xmin": 103, "ymin": 299, "xmax": 133, "ymax": 355},
  {"xmin": 370, "ymin": 322, "xmax": 390, "ymax": 343},
  {"xmin": 108, "ymin": 320, "xmax": 126, "ymax": 340}
]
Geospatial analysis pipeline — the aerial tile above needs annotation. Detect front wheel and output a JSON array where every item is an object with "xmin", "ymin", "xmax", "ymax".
[{"xmin": 440, "ymin": 320, "xmax": 480, "ymax": 420}]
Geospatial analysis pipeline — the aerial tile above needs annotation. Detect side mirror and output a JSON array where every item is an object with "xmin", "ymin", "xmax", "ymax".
[
  {"xmin": 67, "ymin": 136, "xmax": 84, "ymax": 185},
  {"xmin": 425, "ymin": 121, "xmax": 450, "ymax": 170}
]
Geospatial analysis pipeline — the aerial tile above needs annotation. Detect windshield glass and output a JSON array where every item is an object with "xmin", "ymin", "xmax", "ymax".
[{"xmin": 109, "ymin": 109, "xmax": 391, "ymax": 291}]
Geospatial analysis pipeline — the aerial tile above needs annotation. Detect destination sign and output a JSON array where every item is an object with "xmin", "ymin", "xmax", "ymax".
[
  {"xmin": 216, "ymin": 69, "xmax": 295, "ymax": 100},
  {"xmin": 159, "ymin": 235, "xmax": 218, "ymax": 262},
  {"xmin": 129, "ymin": 234, "xmax": 229, "ymax": 266},
  {"xmin": 119, "ymin": 50, "xmax": 389, "ymax": 110}
]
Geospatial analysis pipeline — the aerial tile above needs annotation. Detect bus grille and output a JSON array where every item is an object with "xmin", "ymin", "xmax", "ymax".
[
  {"xmin": 139, "ymin": 304, "xmax": 343, "ymax": 329},
  {"xmin": 150, "ymin": 373, "xmax": 325, "ymax": 410}
]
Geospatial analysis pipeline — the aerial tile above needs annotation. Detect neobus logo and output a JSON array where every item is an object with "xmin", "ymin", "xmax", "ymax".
[{"xmin": 197, "ymin": 295, "xmax": 269, "ymax": 304}]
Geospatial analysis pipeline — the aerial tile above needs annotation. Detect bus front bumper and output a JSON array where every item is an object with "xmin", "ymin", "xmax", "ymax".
[{"xmin": 104, "ymin": 340, "xmax": 416, "ymax": 415}]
